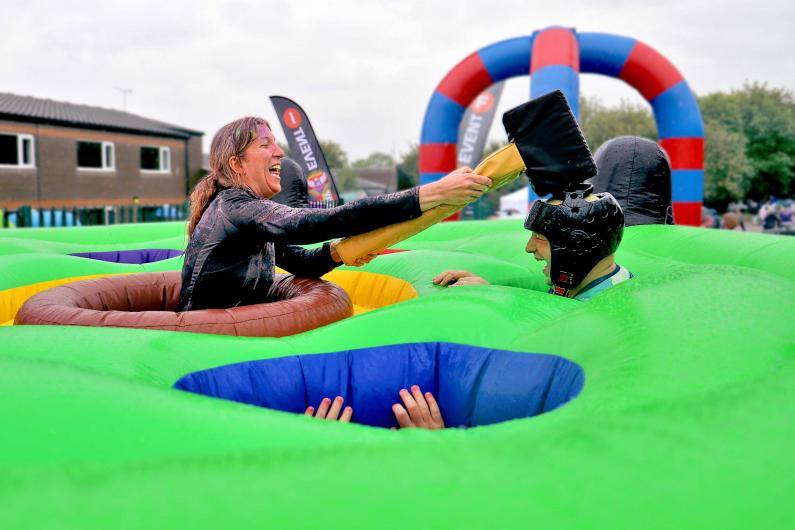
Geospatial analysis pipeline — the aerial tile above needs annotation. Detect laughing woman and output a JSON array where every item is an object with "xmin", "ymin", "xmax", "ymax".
[{"xmin": 178, "ymin": 116, "xmax": 492, "ymax": 311}]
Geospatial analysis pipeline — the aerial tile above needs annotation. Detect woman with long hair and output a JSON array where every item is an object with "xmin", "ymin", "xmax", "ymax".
[{"xmin": 179, "ymin": 116, "xmax": 491, "ymax": 311}]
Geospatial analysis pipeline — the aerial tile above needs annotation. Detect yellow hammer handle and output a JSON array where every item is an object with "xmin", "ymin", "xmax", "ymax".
[{"xmin": 335, "ymin": 144, "xmax": 525, "ymax": 265}]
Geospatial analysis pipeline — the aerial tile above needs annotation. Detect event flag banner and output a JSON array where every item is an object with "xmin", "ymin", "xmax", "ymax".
[
  {"xmin": 269, "ymin": 96, "xmax": 340, "ymax": 204},
  {"xmin": 456, "ymin": 81, "xmax": 505, "ymax": 167}
]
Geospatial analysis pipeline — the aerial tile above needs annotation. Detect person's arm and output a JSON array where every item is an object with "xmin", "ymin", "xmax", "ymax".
[
  {"xmin": 275, "ymin": 242, "xmax": 338, "ymax": 278},
  {"xmin": 223, "ymin": 168, "xmax": 491, "ymax": 245},
  {"xmin": 275, "ymin": 241, "xmax": 378, "ymax": 277},
  {"xmin": 224, "ymin": 187, "xmax": 423, "ymax": 245}
]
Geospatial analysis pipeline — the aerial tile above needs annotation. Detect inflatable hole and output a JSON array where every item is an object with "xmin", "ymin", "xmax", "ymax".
[
  {"xmin": 571, "ymin": 206, "xmax": 580, "ymax": 213},
  {"xmin": 173, "ymin": 342, "xmax": 584, "ymax": 429},
  {"xmin": 69, "ymin": 249, "xmax": 184, "ymax": 264}
]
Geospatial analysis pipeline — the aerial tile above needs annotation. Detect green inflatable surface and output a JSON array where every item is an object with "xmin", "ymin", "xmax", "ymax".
[{"xmin": 1, "ymin": 220, "xmax": 793, "ymax": 529}]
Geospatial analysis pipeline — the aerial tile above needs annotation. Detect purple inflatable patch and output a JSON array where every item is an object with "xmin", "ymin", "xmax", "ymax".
[{"xmin": 70, "ymin": 249, "xmax": 184, "ymax": 264}]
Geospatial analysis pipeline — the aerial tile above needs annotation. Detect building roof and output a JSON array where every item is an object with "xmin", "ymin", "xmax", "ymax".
[
  {"xmin": 357, "ymin": 167, "xmax": 396, "ymax": 192},
  {"xmin": 0, "ymin": 92, "xmax": 202, "ymax": 139}
]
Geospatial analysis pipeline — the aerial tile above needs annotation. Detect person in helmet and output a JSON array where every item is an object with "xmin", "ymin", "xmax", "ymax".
[
  {"xmin": 433, "ymin": 183, "xmax": 632, "ymax": 300},
  {"xmin": 521, "ymin": 182, "xmax": 631, "ymax": 300},
  {"xmin": 435, "ymin": 90, "xmax": 632, "ymax": 299}
]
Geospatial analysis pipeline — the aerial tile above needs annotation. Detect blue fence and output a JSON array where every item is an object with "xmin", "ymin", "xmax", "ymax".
[
  {"xmin": 1, "ymin": 203, "xmax": 188, "ymax": 229},
  {"xmin": 308, "ymin": 200, "xmax": 339, "ymax": 209},
  {"xmin": 1, "ymin": 199, "xmax": 343, "ymax": 229}
]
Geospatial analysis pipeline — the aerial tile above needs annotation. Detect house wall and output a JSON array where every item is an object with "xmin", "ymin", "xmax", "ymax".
[
  {"xmin": 0, "ymin": 122, "xmax": 38, "ymax": 204},
  {"xmin": 186, "ymin": 135, "xmax": 204, "ymax": 189},
  {"xmin": 0, "ymin": 120, "xmax": 202, "ymax": 208}
]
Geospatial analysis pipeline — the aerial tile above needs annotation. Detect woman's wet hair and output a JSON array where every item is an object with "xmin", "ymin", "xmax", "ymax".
[{"xmin": 187, "ymin": 116, "xmax": 271, "ymax": 235}]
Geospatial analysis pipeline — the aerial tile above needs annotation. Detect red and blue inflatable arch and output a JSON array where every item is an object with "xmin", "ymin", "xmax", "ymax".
[{"xmin": 419, "ymin": 28, "xmax": 704, "ymax": 225}]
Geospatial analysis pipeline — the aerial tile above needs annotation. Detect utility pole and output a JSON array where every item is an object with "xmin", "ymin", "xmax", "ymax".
[{"xmin": 114, "ymin": 88, "xmax": 132, "ymax": 111}]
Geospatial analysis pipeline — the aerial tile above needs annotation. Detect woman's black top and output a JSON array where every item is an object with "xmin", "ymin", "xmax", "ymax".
[{"xmin": 178, "ymin": 186, "xmax": 421, "ymax": 310}]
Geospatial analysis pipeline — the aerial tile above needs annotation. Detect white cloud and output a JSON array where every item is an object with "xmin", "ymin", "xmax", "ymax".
[{"xmin": 2, "ymin": 0, "xmax": 793, "ymax": 159}]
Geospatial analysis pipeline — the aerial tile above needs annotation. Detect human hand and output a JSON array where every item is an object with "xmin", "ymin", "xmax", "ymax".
[
  {"xmin": 392, "ymin": 385, "xmax": 444, "ymax": 430},
  {"xmin": 432, "ymin": 270, "xmax": 490, "ymax": 287},
  {"xmin": 331, "ymin": 240, "xmax": 377, "ymax": 267},
  {"xmin": 418, "ymin": 167, "xmax": 493, "ymax": 211},
  {"xmin": 305, "ymin": 396, "xmax": 353, "ymax": 422},
  {"xmin": 330, "ymin": 240, "xmax": 343, "ymax": 264},
  {"xmin": 350, "ymin": 251, "xmax": 379, "ymax": 267}
]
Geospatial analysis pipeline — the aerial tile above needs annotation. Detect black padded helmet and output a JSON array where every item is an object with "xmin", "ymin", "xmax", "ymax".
[{"xmin": 524, "ymin": 183, "xmax": 625, "ymax": 295}]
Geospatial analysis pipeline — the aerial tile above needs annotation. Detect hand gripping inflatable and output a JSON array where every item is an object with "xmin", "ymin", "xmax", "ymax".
[
  {"xmin": 335, "ymin": 90, "xmax": 593, "ymax": 265},
  {"xmin": 14, "ymin": 271, "xmax": 353, "ymax": 337}
]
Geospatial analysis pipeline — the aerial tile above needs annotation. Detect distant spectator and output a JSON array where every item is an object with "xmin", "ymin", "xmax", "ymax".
[
  {"xmin": 779, "ymin": 199, "xmax": 794, "ymax": 228},
  {"xmin": 701, "ymin": 206, "xmax": 719, "ymax": 228},
  {"xmin": 727, "ymin": 201, "xmax": 748, "ymax": 214},
  {"xmin": 759, "ymin": 199, "xmax": 781, "ymax": 230},
  {"xmin": 721, "ymin": 212, "xmax": 745, "ymax": 231}
]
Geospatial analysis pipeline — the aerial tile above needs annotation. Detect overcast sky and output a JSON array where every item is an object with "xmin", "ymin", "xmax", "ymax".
[{"xmin": 3, "ymin": 0, "xmax": 793, "ymax": 160}]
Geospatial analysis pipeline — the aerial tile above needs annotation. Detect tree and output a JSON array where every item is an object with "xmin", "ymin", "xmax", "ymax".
[
  {"xmin": 699, "ymin": 83, "xmax": 795, "ymax": 201},
  {"xmin": 315, "ymin": 140, "xmax": 355, "ymax": 192},
  {"xmin": 319, "ymin": 140, "xmax": 349, "ymax": 170},
  {"xmin": 397, "ymin": 144, "xmax": 419, "ymax": 190},
  {"xmin": 702, "ymin": 121, "xmax": 752, "ymax": 208},
  {"xmin": 578, "ymin": 97, "xmax": 657, "ymax": 152},
  {"xmin": 352, "ymin": 152, "xmax": 395, "ymax": 169},
  {"xmin": 334, "ymin": 167, "xmax": 360, "ymax": 192}
]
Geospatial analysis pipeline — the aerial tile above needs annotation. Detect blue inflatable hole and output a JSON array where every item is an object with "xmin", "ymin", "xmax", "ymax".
[{"xmin": 174, "ymin": 342, "xmax": 584, "ymax": 429}]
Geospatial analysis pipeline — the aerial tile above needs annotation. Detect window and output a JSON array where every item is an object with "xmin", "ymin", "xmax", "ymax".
[
  {"xmin": 140, "ymin": 146, "xmax": 171, "ymax": 172},
  {"xmin": 77, "ymin": 141, "xmax": 114, "ymax": 170},
  {"xmin": 0, "ymin": 133, "xmax": 35, "ymax": 167}
]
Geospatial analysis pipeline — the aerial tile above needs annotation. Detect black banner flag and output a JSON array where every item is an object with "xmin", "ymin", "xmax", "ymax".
[
  {"xmin": 270, "ymin": 96, "xmax": 340, "ymax": 204},
  {"xmin": 456, "ymin": 82, "xmax": 505, "ymax": 167}
]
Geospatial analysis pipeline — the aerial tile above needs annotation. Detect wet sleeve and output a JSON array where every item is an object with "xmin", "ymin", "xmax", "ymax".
[
  {"xmin": 275, "ymin": 243, "xmax": 339, "ymax": 278},
  {"xmin": 224, "ymin": 187, "xmax": 422, "ymax": 245}
]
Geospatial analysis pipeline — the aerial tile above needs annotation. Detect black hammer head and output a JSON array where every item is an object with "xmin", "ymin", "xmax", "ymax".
[{"xmin": 502, "ymin": 90, "xmax": 596, "ymax": 198}]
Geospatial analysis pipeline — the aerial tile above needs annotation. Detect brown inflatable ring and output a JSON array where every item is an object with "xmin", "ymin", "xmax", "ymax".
[{"xmin": 14, "ymin": 271, "xmax": 353, "ymax": 337}]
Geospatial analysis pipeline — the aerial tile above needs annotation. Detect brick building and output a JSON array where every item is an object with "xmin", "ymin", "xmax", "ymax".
[{"xmin": 0, "ymin": 93, "xmax": 203, "ymax": 209}]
